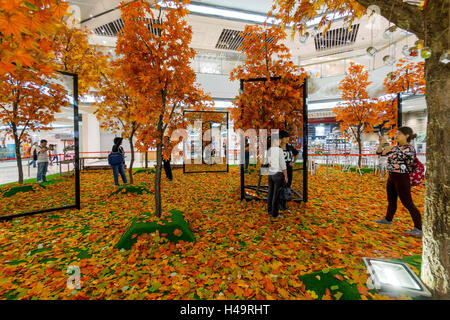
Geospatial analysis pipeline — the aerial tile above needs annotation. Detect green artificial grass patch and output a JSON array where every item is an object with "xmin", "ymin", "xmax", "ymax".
[
  {"xmin": 1, "ymin": 185, "xmax": 38, "ymax": 197},
  {"xmin": 348, "ymin": 167, "xmax": 374, "ymax": 174},
  {"xmin": 0, "ymin": 173, "xmax": 61, "ymax": 188},
  {"xmin": 0, "ymin": 175, "xmax": 70, "ymax": 197},
  {"xmin": 298, "ymin": 268, "xmax": 364, "ymax": 300},
  {"xmin": 109, "ymin": 185, "xmax": 153, "ymax": 197},
  {"xmin": 116, "ymin": 209, "xmax": 195, "ymax": 250},
  {"xmin": 133, "ymin": 168, "xmax": 156, "ymax": 175}
]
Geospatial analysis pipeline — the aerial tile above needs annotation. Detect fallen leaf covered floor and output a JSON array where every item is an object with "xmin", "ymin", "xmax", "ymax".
[{"xmin": 0, "ymin": 166, "xmax": 424, "ymax": 300}]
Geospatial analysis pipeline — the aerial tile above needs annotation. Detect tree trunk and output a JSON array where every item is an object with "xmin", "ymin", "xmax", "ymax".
[
  {"xmin": 154, "ymin": 141, "xmax": 163, "ymax": 217},
  {"xmin": 12, "ymin": 124, "xmax": 24, "ymax": 184},
  {"xmin": 357, "ymin": 134, "xmax": 362, "ymax": 169},
  {"xmin": 128, "ymin": 136, "xmax": 135, "ymax": 184},
  {"xmin": 421, "ymin": 40, "xmax": 450, "ymax": 299},
  {"xmin": 145, "ymin": 150, "xmax": 148, "ymax": 169},
  {"xmin": 352, "ymin": 0, "xmax": 449, "ymax": 298}
]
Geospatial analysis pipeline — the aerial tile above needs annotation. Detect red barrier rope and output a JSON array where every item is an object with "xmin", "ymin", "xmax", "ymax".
[{"xmin": 0, "ymin": 151, "xmax": 427, "ymax": 162}]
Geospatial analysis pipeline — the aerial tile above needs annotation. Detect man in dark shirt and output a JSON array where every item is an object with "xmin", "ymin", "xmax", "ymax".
[{"xmin": 279, "ymin": 130, "xmax": 299, "ymax": 210}]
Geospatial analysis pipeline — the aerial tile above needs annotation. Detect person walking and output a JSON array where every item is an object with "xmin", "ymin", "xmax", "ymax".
[
  {"xmin": 36, "ymin": 140, "xmax": 50, "ymax": 183},
  {"xmin": 279, "ymin": 130, "xmax": 299, "ymax": 210},
  {"xmin": 267, "ymin": 134, "xmax": 289, "ymax": 218},
  {"xmin": 374, "ymin": 127, "xmax": 422, "ymax": 236},
  {"xmin": 110, "ymin": 137, "xmax": 127, "ymax": 186}
]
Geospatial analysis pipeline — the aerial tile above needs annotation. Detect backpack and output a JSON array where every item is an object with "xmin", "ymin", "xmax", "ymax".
[
  {"xmin": 108, "ymin": 152, "xmax": 124, "ymax": 166},
  {"xmin": 409, "ymin": 147, "xmax": 425, "ymax": 186},
  {"xmin": 281, "ymin": 186, "xmax": 293, "ymax": 201}
]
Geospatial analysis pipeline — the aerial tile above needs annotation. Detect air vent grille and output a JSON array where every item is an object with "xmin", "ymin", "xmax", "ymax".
[
  {"xmin": 93, "ymin": 18, "xmax": 162, "ymax": 37},
  {"xmin": 314, "ymin": 24, "xmax": 359, "ymax": 51},
  {"xmin": 215, "ymin": 29, "xmax": 274, "ymax": 51}
]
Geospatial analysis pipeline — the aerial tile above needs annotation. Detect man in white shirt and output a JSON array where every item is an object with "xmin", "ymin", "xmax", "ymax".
[
  {"xmin": 267, "ymin": 134, "xmax": 288, "ymax": 218},
  {"xmin": 36, "ymin": 139, "xmax": 50, "ymax": 183}
]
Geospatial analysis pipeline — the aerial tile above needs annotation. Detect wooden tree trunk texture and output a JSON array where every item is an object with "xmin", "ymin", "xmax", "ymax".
[
  {"xmin": 421, "ymin": 40, "xmax": 450, "ymax": 299},
  {"xmin": 13, "ymin": 128, "xmax": 24, "ymax": 184}
]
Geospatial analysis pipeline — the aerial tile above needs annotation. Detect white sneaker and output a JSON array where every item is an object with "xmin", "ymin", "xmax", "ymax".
[
  {"xmin": 405, "ymin": 228, "xmax": 422, "ymax": 236},
  {"xmin": 374, "ymin": 218, "xmax": 392, "ymax": 225}
]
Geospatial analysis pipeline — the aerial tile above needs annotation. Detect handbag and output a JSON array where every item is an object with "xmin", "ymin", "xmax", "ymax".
[
  {"xmin": 410, "ymin": 157, "xmax": 425, "ymax": 187},
  {"xmin": 108, "ymin": 152, "xmax": 124, "ymax": 166}
]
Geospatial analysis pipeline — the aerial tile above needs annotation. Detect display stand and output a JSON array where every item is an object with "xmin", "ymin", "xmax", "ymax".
[
  {"xmin": 183, "ymin": 110, "xmax": 229, "ymax": 174},
  {"xmin": 239, "ymin": 77, "xmax": 309, "ymax": 203}
]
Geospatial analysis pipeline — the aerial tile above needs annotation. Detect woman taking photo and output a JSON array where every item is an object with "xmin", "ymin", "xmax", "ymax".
[{"xmin": 374, "ymin": 127, "xmax": 422, "ymax": 236}]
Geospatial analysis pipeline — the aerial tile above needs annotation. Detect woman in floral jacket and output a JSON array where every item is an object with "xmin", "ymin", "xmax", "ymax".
[{"xmin": 374, "ymin": 126, "xmax": 422, "ymax": 236}]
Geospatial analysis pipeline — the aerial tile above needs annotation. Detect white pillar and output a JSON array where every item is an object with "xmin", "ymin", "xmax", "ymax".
[{"xmin": 81, "ymin": 113, "xmax": 101, "ymax": 156}]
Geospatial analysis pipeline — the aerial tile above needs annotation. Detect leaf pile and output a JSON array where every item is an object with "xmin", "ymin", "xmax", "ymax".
[{"xmin": 0, "ymin": 167, "xmax": 424, "ymax": 300}]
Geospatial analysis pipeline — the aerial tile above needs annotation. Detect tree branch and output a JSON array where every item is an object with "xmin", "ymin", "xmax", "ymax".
[{"xmin": 355, "ymin": 0, "xmax": 425, "ymax": 38}]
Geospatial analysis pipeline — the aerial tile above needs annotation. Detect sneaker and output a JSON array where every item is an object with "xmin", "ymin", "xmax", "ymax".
[
  {"xmin": 405, "ymin": 228, "xmax": 422, "ymax": 236},
  {"xmin": 374, "ymin": 218, "xmax": 392, "ymax": 225}
]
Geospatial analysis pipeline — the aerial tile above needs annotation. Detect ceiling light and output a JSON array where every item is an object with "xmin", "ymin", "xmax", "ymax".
[
  {"xmin": 366, "ymin": 47, "xmax": 378, "ymax": 56},
  {"xmin": 439, "ymin": 51, "xmax": 449, "ymax": 64},
  {"xmin": 402, "ymin": 45, "xmax": 410, "ymax": 57},
  {"xmin": 299, "ymin": 32, "xmax": 310, "ymax": 44},
  {"xmin": 157, "ymin": 1, "xmax": 346, "ymax": 27},
  {"xmin": 383, "ymin": 55, "xmax": 396, "ymax": 65},
  {"xmin": 421, "ymin": 47, "xmax": 432, "ymax": 59},
  {"xmin": 363, "ymin": 258, "xmax": 431, "ymax": 298},
  {"xmin": 383, "ymin": 25, "xmax": 397, "ymax": 39}
]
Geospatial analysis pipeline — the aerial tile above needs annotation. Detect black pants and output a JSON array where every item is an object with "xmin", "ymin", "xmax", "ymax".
[
  {"xmin": 163, "ymin": 159, "xmax": 173, "ymax": 180},
  {"xmin": 268, "ymin": 172, "xmax": 284, "ymax": 217},
  {"xmin": 385, "ymin": 172, "xmax": 422, "ymax": 230},
  {"xmin": 244, "ymin": 151, "xmax": 250, "ymax": 170},
  {"xmin": 280, "ymin": 164, "xmax": 293, "ymax": 209}
]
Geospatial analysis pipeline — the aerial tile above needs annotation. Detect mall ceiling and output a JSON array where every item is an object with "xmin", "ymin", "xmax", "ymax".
[{"xmin": 68, "ymin": 0, "xmax": 416, "ymax": 67}]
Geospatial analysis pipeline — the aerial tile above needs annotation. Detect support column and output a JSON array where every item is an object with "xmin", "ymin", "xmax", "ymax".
[{"xmin": 81, "ymin": 113, "xmax": 101, "ymax": 156}]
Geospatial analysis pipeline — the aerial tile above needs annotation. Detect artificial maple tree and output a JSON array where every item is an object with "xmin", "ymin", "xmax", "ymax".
[
  {"xmin": 273, "ymin": 0, "xmax": 449, "ymax": 298},
  {"xmin": 377, "ymin": 58, "xmax": 426, "ymax": 139},
  {"xmin": 374, "ymin": 97, "xmax": 398, "ymax": 139},
  {"xmin": 0, "ymin": 68, "xmax": 68, "ymax": 183},
  {"xmin": 230, "ymin": 24, "xmax": 307, "ymax": 134},
  {"xmin": 384, "ymin": 58, "xmax": 425, "ymax": 95},
  {"xmin": 0, "ymin": 0, "xmax": 69, "ymax": 75},
  {"xmin": 332, "ymin": 62, "xmax": 381, "ymax": 168},
  {"xmin": 53, "ymin": 24, "xmax": 109, "ymax": 98},
  {"xmin": 94, "ymin": 64, "xmax": 141, "ymax": 184},
  {"xmin": 116, "ymin": 0, "xmax": 212, "ymax": 217}
]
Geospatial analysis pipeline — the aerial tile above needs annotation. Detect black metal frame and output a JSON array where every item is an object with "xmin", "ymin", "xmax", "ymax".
[
  {"xmin": 183, "ymin": 110, "xmax": 229, "ymax": 174},
  {"xmin": 0, "ymin": 71, "xmax": 81, "ymax": 221},
  {"xmin": 397, "ymin": 92, "xmax": 402, "ymax": 128},
  {"xmin": 239, "ymin": 76, "xmax": 309, "ymax": 203}
]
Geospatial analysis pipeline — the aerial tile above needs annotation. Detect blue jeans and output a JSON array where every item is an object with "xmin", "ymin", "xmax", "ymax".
[
  {"xmin": 29, "ymin": 159, "xmax": 36, "ymax": 168},
  {"xmin": 112, "ymin": 163, "xmax": 127, "ymax": 186},
  {"xmin": 37, "ymin": 162, "xmax": 48, "ymax": 182}
]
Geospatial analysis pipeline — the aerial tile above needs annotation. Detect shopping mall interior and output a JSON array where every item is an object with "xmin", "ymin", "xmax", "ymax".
[{"xmin": 1, "ymin": 0, "xmax": 448, "ymax": 303}]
